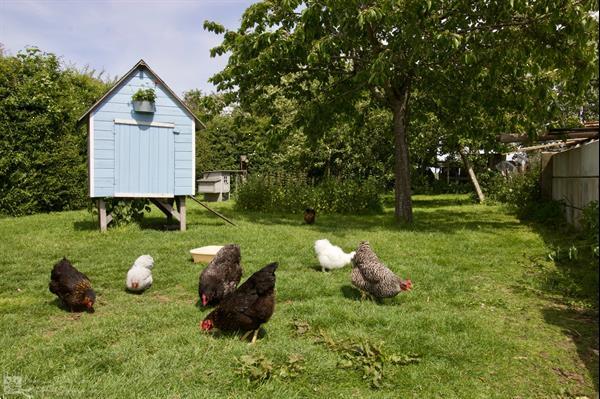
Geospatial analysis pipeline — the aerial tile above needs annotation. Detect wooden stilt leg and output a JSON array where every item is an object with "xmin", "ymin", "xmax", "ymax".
[
  {"xmin": 98, "ymin": 199, "xmax": 107, "ymax": 232},
  {"xmin": 166, "ymin": 198, "xmax": 174, "ymax": 225},
  {"xmin": 176, "ymin": 196, "xmax": 186, "ymax": 231}
]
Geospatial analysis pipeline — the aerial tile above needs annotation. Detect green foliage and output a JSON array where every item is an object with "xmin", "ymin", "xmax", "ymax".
[
  {"xmin": 234, "ymin": 174, "xmax": 383, "ymax": 214},
  {"xmin": 314, "ymin": 329, "xmax": 420, "ymax": 389},
  {"xmin": 236, "ymin": 353, "xmax": 305, "ymax": 383},
  {"xmin": 89, "ymin": 198, "xmax": 151, "ymax": 227},
  {"xmin": 580, "ymin": 200, "xmax": 599, "ymax": 255},
  {"xmin": 0, "ymin": 47, "xmax": 108, "ymax": 216},
  {"xmin": 131, "ymin": 88, "xmax": 156, "ymax": 102},
  {"xmin": 205, "ymin": 0, "xmax": 598, "ymax": 222}
]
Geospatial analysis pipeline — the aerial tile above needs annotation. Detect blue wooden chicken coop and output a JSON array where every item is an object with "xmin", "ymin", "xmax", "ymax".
[{"xmin": 79, "ymin": 59, "xmax": 202, "ymax": 231}]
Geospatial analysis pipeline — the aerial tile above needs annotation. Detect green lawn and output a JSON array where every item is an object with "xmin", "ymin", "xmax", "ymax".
[{"xmin": 0, "ymin": 195, "xmax": 597, "ymax": 398}]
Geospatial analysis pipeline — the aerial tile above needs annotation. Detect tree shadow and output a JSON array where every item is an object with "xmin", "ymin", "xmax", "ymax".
[
  {"xmin": 511, "ymin": 213, "xmax": 599, "ymax": 391},
  {"xmin": 235, "ymin": 207, "xmax": 522, "ymax": 236},
  {"xmin": 542, "ymin": 306, "xmax": 598, "ymax": 391},
  {"xmin": 411, "ymin": 197, "xmax": 475, "ymax": 208}
]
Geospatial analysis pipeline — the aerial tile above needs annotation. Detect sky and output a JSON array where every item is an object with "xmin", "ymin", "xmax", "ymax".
[{"xmin": 0, "ymin": 0, "xmax": 258, "ymax": 96}]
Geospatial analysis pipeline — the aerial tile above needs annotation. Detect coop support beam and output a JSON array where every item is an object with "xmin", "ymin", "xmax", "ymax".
[
  {"xmin": 97, "ymin": 199, "xmax": 113, "ymax": 232},
  {"xmin": 150, "ymin": 197, "xmax": 186, "ymax": 231},
  {"xmin": 176, "ymin": 196, "xmax": 186, "ymax": 231},
  {"xmin": 150, "ymin": 198, "xmax": 180, "ymax": 221}
]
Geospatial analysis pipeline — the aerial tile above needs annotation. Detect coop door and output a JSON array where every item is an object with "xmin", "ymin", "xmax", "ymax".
[{"xmin": 114, "ymin": 121, "xmax": 175, "ymax": 197}]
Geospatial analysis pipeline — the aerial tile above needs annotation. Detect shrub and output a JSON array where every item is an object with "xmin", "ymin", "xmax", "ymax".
[
  {"xmin": 235, "ymin": 174, "xmax": 383, "ymax": 214},
  {"xmin": 0, "ymin": 48, "xmax": 108, "ymax": 216},
  {"xmin": 89, "ymin": 198, "xmax": 150, "ymax": 226},
  {"xmin": 481, "ymin": 166, "xmax": 565, "ymax": 224},
  {"xmin": 580, "ymin": 201, "xmax": 599, "ymax": 256}
]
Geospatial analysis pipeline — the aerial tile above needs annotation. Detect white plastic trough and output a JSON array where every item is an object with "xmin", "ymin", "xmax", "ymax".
[{"xmin": 190, "ymin": 245, "xmax": 224, "ymax": 263}]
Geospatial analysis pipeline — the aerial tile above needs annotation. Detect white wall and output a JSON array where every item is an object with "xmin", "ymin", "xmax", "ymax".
[{"xmin": 551, "ymin": 140, "xmax": 599, "ymax": 226}]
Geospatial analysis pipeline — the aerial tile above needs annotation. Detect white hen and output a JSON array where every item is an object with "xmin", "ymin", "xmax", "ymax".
[
  {"xmin": 314, "ymin": 239, "xmax": 355, "ymax": 272},
  {"xmin": 126, "ymin": 255, "xmax": 154, "ymax": 292}
]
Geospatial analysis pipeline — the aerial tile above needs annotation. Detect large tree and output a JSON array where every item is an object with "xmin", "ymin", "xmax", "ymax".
[{"xmin": 205, "ymin": 0, "xmax": 597, "ymax": 222}]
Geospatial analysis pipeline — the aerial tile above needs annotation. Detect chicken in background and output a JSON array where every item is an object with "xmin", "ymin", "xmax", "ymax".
[
  {"xmin": 351, "ymin": 241, "xmax": 412, "ymax": 300},
  {"xmin": 200, "ymin": 262, "xmax": 277, "ymax": 344},
  {"xmin": 304, "ymin": 207, "xmax": 316, "ymax": 224},
  {"xmin": 314, "ymin": 239, "xmax": 355, "ymax": 272},
  {"xmin": 126, "ymin": 255, "xmax": 154, "ymax": 292},
  {"xmin": 49, "ymin": 257, "xmax": 96, "ymax": 312},
  {"xmin": 199, "ymin": 244, "xmax": 243, "ymax": 307}
]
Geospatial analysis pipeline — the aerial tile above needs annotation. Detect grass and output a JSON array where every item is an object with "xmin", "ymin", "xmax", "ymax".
[{"xmin": 0, "ymin": 194, "xmax": 597, "ymax": 398}]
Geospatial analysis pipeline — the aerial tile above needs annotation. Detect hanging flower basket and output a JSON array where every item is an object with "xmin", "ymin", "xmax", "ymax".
[
  {"xmin": 132, "ymin": 100, "xmax": 156, "ymax": 113},
  {"xmin": 131, "ymin": 88, "xmax": 156, "ymax": 113}
]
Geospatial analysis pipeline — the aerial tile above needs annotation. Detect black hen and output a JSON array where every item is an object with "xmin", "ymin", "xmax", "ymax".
[
  {"xmin": 199, "ymin": 244, "xmax": 243, "ymax": 307},
  {"xmin": 200, "ymin": 262, "xmax": 277, "ymax": 343},
  {"xmin": 49, "ymin": 257, "xmax": 96, "ymax": 312}
]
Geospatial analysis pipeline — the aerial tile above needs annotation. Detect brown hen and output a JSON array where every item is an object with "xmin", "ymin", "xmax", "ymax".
[{"xmin": 49, "ymin": 257, "xmax": 96, "ymax": 312}]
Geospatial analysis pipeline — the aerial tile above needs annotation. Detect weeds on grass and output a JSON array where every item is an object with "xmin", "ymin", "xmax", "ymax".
[
  {"xmin": 236, "ymin": 353, "xmax": 305, "ymax": 383},
  {"xmin": 292, "ymin": 319, "xmax": 310, "ymax": 336},
  {"xmin": 314, "ymin": 329, "xmax": 420, "ymax": 389}
]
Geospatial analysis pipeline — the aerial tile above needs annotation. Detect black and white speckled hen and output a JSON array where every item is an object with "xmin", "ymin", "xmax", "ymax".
[
  {"xmin": 199, "ymin": 244, "xmax": 243, "ymax": 307},
  {"xmin": 49, "ymin": 257, "xmax": 96, "ymax": 312},
  {"xmin": 200, "ymin": 262, "xmax": 277, "ymax": 343},
  {"xmin": 351, "ymin": 241, "xmax": 412, "ymax": 299}
]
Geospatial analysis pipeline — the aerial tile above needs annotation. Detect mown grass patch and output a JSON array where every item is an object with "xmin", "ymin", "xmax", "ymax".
[{"xmin": 0, "ymin": 194, "xmax": 596, "ymax": 398}]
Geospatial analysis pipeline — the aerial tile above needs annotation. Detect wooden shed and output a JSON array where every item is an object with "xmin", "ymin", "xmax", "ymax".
[{"xmin": 79, "ymin": 59, "xmax": 202, "ymax": 231}]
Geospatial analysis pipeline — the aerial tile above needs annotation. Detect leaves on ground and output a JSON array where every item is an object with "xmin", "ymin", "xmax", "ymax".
[
  {"xmin": 236, "ymin": 353, "xmax": 305, "ymax": 383},
  {"xmin": 313, "ymin": 328, "xmax": 421, "ymax": 389}
]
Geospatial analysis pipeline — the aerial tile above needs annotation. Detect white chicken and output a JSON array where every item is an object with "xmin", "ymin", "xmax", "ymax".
[
  {"xmin": 126, "ymin": 255, "xmax": 154, "ymax": 292},
  {"xmin": 314, "ymin": 239, "xmax": 355, "ymax": 272}
]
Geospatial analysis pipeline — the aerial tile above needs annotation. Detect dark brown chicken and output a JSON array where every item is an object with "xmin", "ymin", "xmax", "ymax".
[
  {"xmin": 199, "ymin": 244, "xmax": 243, "ymax": 307},
  {"xmin": 304, "ymin": 207, "xmax": 316, "ymax": 225},
  {"xmin": 200, "ymin": 262, "xmax": 277, "ymax": 343},
  {"xmin": 49, "ymin": 257, "xmax": 96, "ymax": 312}
]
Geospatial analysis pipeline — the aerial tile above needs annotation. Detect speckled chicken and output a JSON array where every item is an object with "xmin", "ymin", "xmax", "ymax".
[
  {"xmin": 199, "ymin": 244, "xmax": 243, "ymax": 307},
  {"xmin": 49, "ymin": 257, "xmax": 96, "ymax": 312},
  {"xmin": 351, "ymin": 241, "xmax": 412, "ymax": 299}
]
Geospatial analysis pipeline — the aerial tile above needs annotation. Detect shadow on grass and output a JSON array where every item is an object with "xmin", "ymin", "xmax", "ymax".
[
  {"xmin": 235, "ymin": 207, "xmax": 522, "ymax": 236},
  {"xmin": 542, "ymin": 306, "xmax": 599, "ymax": 391},
  {"xmin": 411, "ymin": 197, "xmax": 475, "ymax": 208},
  {"xmin": 207, "ymin": 327, "xmax": 268, "ymax": 342},
  {"xmin": 49, "ymin": 298, "xmax": 94, "ymax": 313},
  {"xmin": 74, "ymin": 196, "xmax": 512, "ymax": 235},
  {"xmin": 73, "ymin": 205, "xmax": 238, "ymax": 232},
  {"xmin": 341, "ymin": 285, "xmax": 362, "ymax": 301},
  {"xmin": 512, "ymin": 214, "xmax": 599, "ymax": 391},
  {"xmin": 73, "ymin": 220, "xmax": 98, "ymax": 231}
]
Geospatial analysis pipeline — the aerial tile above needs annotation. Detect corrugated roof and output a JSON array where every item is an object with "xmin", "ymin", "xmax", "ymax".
[{"xmin": 78, "ymin": 59, "xmax": 205, "ymax": 128}]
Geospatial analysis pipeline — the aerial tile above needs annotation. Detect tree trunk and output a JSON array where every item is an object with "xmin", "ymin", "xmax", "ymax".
[
  {"xmin": 391, "ymin": 85, "xmax": 413, "ymax": 223},
  {"xmin": 458, "ymin": 146, "xmax": 485, "ymax": 203}
]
